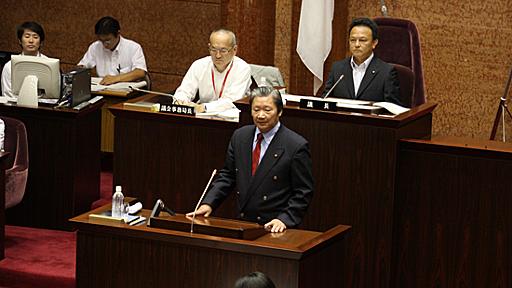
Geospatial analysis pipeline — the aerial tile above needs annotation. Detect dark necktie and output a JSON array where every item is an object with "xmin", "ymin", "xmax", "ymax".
[{"xmin": 251, "ymin": 133, "xmax": 263, "ymax": 175}]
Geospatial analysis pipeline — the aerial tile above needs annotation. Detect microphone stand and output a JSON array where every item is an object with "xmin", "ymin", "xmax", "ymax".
[
  {"xmin": 130, "ymin": 86, "xmax": 176, "ymax": 104},
  {"xmin": 490, "ymin": 66, "xmax": 512, "ymax": 141}
]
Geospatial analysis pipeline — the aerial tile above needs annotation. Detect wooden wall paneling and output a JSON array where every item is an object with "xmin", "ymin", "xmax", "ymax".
[{"xmin": 221, "ymin": 0, "xmax": 276, "ymax": 66}]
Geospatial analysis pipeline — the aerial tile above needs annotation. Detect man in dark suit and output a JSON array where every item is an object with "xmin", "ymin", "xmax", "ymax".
[
  {"xmin": 187, "ymin": 87, "xmax": 314, "ymax": 233},
  {"xmin": 323, "ymin": 17, "xmax": 402, "ymax": 105}
]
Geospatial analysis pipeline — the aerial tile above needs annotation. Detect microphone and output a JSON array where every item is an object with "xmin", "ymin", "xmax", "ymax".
[
  {"xmin": 129, "ymin": 86, "xmax": 177, "ymax": 104},
  {"xmin": 146, "ymin": 199, "xmax": 176, "ymax": 226},
  {"xmin": 190, "ymin": 169, "xmax": 217, "ymax": 233},
  {"xmin": 323, "ymin": 74, "xmax": 344, "ymax": 99}
]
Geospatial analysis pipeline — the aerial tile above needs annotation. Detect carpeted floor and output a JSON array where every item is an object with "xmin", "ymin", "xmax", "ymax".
[
  {"xmin": 0, "ymin": 226, "xmax": 76, "ymax": 288},
  {"xmin": 0, "ymin": 170, "xmax": 113, "ymax": 288}
]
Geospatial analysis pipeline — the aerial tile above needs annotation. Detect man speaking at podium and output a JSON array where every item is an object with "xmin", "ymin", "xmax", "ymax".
[
  {"xmin": 322, "ymin": 17, "xmax": 402, "ymax": 105},
  {"xmin": 187, "ymin": 87, "xmax": 314, "ymax": 233},
  {"xmin": 173, "ymin": 29, "xmax": 251, "ymax": 113}
]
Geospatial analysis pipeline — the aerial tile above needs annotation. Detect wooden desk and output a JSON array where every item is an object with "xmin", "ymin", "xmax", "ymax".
[
  {"xmin": 236, "ymin": 99, "xmax": 437, "ymax": 288},
  {"xmin": 0, "ymin": 102, "xmax": 102, "ymax": 230},
  {"xmin": 93, "ymin": 90, "xmax": 141, "ymax": 153},
  {"xmin": 0, "ymin": 152, "xmax": 8, "ymax": 260},
  {"xmin": 70, "ymin": 204, "xmax": 351, "ymax": 288},
  {"xmin": 393, "ymin": 136, "xmax": 512, "ymax": 288},
  {"xmin": 109, "ymin": 94, "xmax": 239, "ymax": 217}
]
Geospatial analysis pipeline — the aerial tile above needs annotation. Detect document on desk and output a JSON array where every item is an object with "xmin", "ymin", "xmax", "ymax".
[
  {"xmin": 196, "ymin": 108, "xmax": 240, "ymax": 122},
  {"xmin": 373, "ymin": 102, "xmax": 410, "ymax": 115},
  {"xmin": 91, "ymin": 77, "xmax": 147, "ymax": 92}
]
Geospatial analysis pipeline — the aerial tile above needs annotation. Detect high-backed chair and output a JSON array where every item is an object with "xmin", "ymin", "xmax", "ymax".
[
  {"xmin": 1, "ymin": 116, "xmax": 29, "ymax": 209},
  {"xmin": 393, "ymin": 64, "xmax": 415, "ymax": 108},
  {"xmin": 249, "ymin": 64, "xmax": 285, "ymax": 88},
  {"xmin": 373, "ymin": 17, "xmax": 425, "ymax": 107}
]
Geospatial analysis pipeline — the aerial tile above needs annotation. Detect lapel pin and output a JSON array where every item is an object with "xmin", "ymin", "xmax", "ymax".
[
  {"xmin": 372, "ymin": 70, "xmax": 376, "ymax": 74},
  {"xmin": 274, "ymin": 153, "xmax": 278, "ymax": 158}
]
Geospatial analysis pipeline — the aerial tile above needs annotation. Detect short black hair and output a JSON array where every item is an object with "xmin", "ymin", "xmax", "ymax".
[
  {"xmin": 95, "ymin": 16, "xmax": 120, "ymax": 36},
  {"xmin": 349, "ymin": 17, "xmax": 378, "ymax": 40},
  {"xmin": 16, "ymin": 21, "xmax": 45, "ymax": 42},
  {"xmin": 248, "ymin": 87, "xmax": 283, "ymax": 114},
  {"xmin": 234, "ymin": 272, "xmax": 276, "ymax": 288}
]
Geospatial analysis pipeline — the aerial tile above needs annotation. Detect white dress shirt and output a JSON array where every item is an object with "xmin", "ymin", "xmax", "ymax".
[
  {"xmin": 1, "ymin": 52, "xmax": 46, "ymax": 98},
  {"xmin": 78, "ymin": 36, "xmax": 147, "ymax": 77},
  {"xmin": 174, "ymin": 56, "xmax": 251, "ymax": 113},
  {"xmin": 253, "ymin": 122, "xmax": 281, "ymax": 164},
  {"xmin": 351, "ymin": 53, "xmax": 374, "ymax": 96}
]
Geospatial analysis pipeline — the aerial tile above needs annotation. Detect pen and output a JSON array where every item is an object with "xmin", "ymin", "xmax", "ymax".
[{"xmin": 117, "ymin": 64, "xmax": 121, "ymax": 75}]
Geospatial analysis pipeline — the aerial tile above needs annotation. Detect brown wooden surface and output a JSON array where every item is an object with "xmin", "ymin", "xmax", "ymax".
[
  {"xmin": 70, "ymin": 204, "xmax": 351, "ymax": 288},
  {"xmin": 149, "ymin": 214, "xmax": 267, "ymax": 240},
  {"xmin": 236, "ymin": 98, "xmax": 436, "ymax": 288},
  {"xmin": 109, "ymin": 95, "xmax": 239, "ymax": 218},
  {"xmin": 393, "ymin": 136, "xmax": 512, "ymax": 288},
  {"xmin": 0, "ymin": 102, "xmax": 102, "ymax": 230},
  {"xmin": 0, "ymin": 152, "xmax": 8, "ymax": 260},
  {"xmin": 93, "ymin": 91, "xmax": 142, "ymax": 153}
]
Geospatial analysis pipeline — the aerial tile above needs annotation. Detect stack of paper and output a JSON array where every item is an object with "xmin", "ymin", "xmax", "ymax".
[{"xmin": 91, "ymin": 77, "xmax": 147, "ymax": 92}]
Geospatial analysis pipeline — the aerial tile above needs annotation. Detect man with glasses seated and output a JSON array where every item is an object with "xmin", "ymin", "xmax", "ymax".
[
  {"xmin": 173, "ymin": 29, "xmax": 251, "ymax": 113},
  {"xmin": 78, "ymin": 16, "xmax": 147, "ymax": 85}
]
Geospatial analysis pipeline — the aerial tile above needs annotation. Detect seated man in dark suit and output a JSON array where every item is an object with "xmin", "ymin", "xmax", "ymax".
[
  {"xmin": 323, "ymin": 17, "xmax": 402, "ymax": 105},
  {"xmin": 187, "ymin": 87, "xmax": 314, "ymax": 233}
]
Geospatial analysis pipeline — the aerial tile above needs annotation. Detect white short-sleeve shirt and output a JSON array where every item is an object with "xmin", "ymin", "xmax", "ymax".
[{"xmin": 78, "ymin": 36, "xmax": 147, "ymax": 77}]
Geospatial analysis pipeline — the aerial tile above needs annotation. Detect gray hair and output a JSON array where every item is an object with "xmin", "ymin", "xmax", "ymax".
[
  {"xmin": 248, "ymin": 87, "xmax": 283, "ymax": 113},
  {"xmin": 210, "ymin": 28, "xmax": 237, "ymax": 46}
]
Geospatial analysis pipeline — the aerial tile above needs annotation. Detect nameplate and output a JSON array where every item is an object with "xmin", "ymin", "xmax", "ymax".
[
  {"xmin": 299, "ymin": 99, "xmax": 336, "ymax": 111},
  {"xmin": 159, "ymin": 103, "xmax": 196, "ymax": 116}
]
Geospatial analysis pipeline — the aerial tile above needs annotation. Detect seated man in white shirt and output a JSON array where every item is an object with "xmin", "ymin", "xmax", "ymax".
[
  {"xmin": 174, "ymin": 29, "xmax": 251, "ymax": 113},
  {"xmin": 78, "ymin": 16, "xmax": 147, "ymax": 85},
  {"xmin": 1, "ymin": 21, "xmax": 47, "ymax": 98}
]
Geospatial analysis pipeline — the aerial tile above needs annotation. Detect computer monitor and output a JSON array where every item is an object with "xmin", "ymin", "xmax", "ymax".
[{"xmin": 11, "ymin": 55, "xmax": 61, "ymax": 99}]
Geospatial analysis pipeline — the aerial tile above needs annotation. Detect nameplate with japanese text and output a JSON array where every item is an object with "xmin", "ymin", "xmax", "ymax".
[
  {"xmin": 159, "ymin": 103, "xmax": 196, "ymax": 116},
  {"xmin": 299, "ymin": 99, "xmax": 337, "ymax": 111}
]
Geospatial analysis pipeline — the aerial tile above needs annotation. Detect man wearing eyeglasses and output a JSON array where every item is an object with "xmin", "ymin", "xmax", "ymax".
[
  {"xmin": 78, "ymin": 16, "xmax": 147, "ymax": 85},
  {"xmin": 173, "ymin": 29, "xmax": 251, "ymax": 113}
]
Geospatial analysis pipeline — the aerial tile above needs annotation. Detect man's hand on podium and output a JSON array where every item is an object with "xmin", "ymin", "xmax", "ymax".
[
  {"xmin": 186, "ymin": 204, "xmax": 212, "ymax": 217},
  {"xmin": 264, "ymin": 219, "xmax": 287, "ymax": 233}
]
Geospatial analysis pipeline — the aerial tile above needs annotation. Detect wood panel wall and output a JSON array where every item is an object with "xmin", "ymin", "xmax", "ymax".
[{"xmin": 0, "ymin": 0, "xmax": 277, "ymax": 93}]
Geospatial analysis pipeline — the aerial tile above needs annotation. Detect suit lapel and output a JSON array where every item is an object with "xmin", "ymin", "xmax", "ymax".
[
  {"xmin": 239, "ymin": 127, "xmax": 255, "ymax": 189},
  {"xmin": 343, "ymin": 63, "xmax": 356, "ymax": 98},
  {"xmin": 240, "ymin": 126, "xmax": 285, "ymax": 210},
  {"xmin": 356, "ymin": 58, "xmax": 379, "ymax": 99}
]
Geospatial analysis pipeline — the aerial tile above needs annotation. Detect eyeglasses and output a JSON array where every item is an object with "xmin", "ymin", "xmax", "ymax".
[{"xmin": 208, "ymin": 46, "xmax": 234, "ymax": 55}]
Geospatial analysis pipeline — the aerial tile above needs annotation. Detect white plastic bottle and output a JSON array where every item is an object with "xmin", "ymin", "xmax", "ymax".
[{"xmin": 112, "ymin": 185, "xmax": 124, "ymax": 218}]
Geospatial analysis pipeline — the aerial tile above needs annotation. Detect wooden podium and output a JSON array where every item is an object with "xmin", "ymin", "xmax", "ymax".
[
  {"xmin": 393, "ymin": 136, "xmax": 512, "ymax": 287},
  {"xmin": 70, "ymin": 204, "xmax": 351, "ymax": 288}
]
